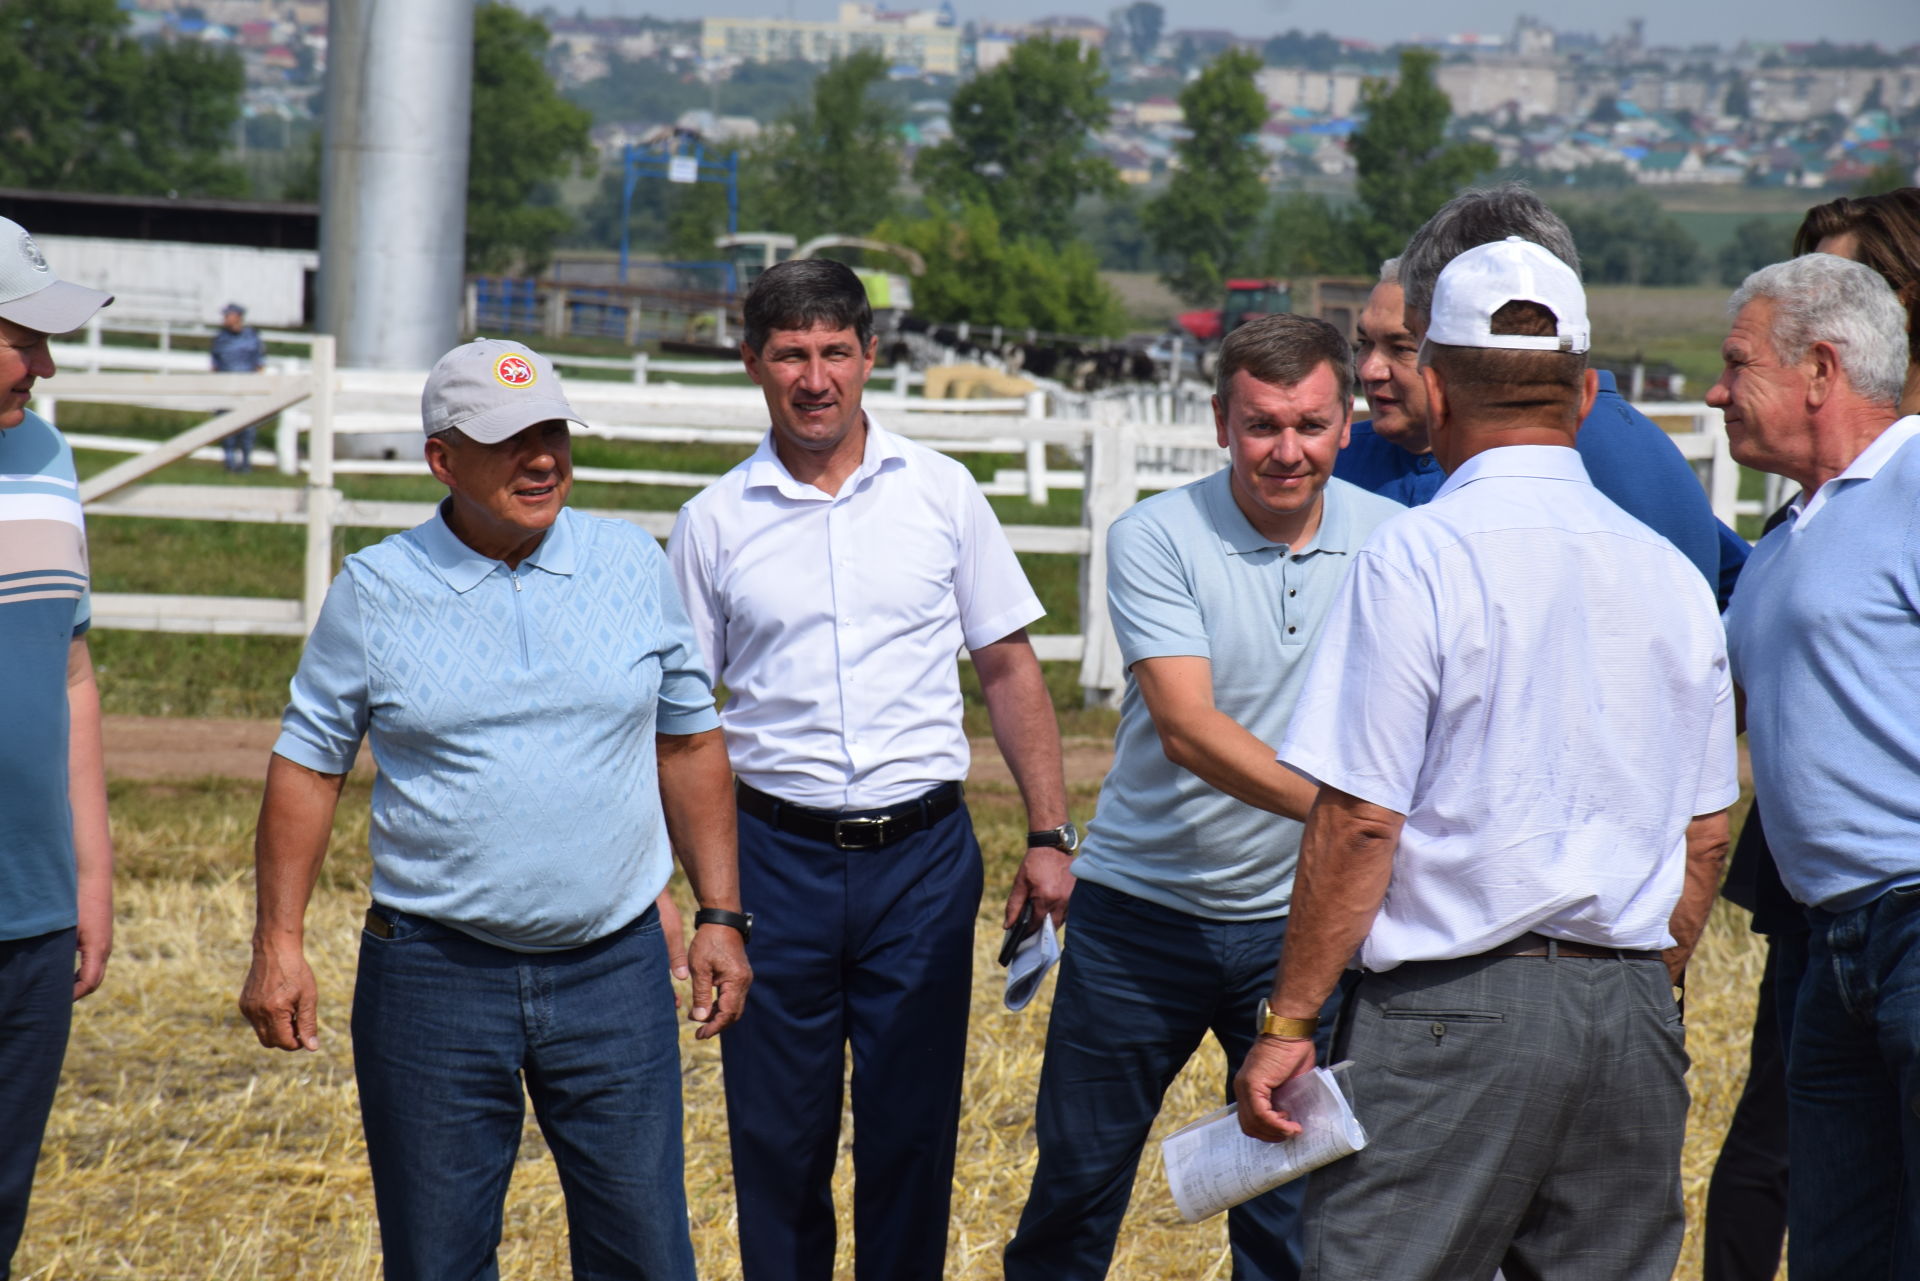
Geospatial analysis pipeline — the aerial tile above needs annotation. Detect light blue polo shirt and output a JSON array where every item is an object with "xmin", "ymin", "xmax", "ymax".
[
  {"xmin": 275, "ymin": 505, "xmax": 720, "ymax": 951},
  {"xmin": 1074, "ymin": 471, "xmax": 1405, "ymax": 919},
  {"xmin": 1725, "ymin": 420, "xmax": 1920, "ymax": 912}
]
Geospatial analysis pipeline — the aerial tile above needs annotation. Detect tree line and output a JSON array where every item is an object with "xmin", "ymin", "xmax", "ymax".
[{"xmin": 3, "ymin": 0, "xmax": 1887, "ymax": 338}]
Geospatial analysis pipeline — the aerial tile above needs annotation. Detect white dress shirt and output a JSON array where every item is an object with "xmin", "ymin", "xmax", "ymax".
[
  {"xmin": 668, "ymin": 415, "xmax": 1043, "ymax": 810},
  {"xmin": 1278, "ymin": 445, "xmax": 1740, "ymax": 971}
]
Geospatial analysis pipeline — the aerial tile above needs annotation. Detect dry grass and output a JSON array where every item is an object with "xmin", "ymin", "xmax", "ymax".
[{"xmin": 18, "ymin": 779, "xmax": 1774, "ymax": 1280}]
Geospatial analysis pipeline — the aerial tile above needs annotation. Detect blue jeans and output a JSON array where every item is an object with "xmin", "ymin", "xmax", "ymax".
[
  {"xmin": 221, "ymin": 425, "xmax": 256, "ymax": 472},
  {"xmin": 1787, "ymin": 886, "xmax": 1920, "ymax": 1280},
  {"xmin": 351, "ymin": 905, "xmax": 695, "ymax": 1281},
  {"xmin": 0, "ymin": 929, "xmax": 74, "ymax": 1281},
  {"xmin": 1004, "ymin": 881, "xmax": 1339, "ymax": 1281}
]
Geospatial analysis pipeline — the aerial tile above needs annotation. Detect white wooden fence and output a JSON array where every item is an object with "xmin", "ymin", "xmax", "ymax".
[{"xmin": 44, "ymin": 330, "xmax": 1763, "ymax": 705}]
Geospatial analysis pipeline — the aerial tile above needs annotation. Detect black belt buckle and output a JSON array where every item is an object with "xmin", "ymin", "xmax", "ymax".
[{"xmin": 834, "ymin": 815, "xmax": 891, "ymax": 850}]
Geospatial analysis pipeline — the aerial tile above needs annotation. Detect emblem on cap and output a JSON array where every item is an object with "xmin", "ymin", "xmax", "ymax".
[
  {"xmin": 18, "ymin": 231, "xmax": 47, "ymax": 273},
  {"xmin": 493, "ymin": 352, "xmax": 536, "ymax": 388}
]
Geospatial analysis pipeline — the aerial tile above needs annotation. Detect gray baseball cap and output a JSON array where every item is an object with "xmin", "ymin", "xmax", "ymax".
[
  {"xmin": 421, "ymin": 338, "xmax": 588, "ymax": 444},
  {"xmin": 0, "ymin": 215, "xmax": 113, "ymax": 334}
]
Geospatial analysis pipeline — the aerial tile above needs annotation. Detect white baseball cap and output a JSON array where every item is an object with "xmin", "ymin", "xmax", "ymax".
[
  {"xmin": 0, "ymin": 216, "xmax": 113, "ymax": 334},
  {"xmin": 1428, "ymin": 236, "xmax": 1590, "ymax": 354},
  {"xmin": 421, "ymin": 338, "xmax": 588, "ymax": 444}
]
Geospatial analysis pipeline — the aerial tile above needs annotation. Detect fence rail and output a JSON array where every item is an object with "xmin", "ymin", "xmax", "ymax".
[{"xmin": 46, "ymin": 329, "xmax": 1757, "ymax": 704}]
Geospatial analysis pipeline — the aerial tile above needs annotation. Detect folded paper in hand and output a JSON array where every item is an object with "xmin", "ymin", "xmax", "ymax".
[
  {"xmin": 1161, "ymin": 1063, "xmax": 1367, "ymax": 1223},
  {"xmin": 1002, "ymin": 914, "xmax": 1060, "ymax": 1011}
]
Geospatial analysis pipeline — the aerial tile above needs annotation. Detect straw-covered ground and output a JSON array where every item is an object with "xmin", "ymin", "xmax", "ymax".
[{"xmin": 18, "ymin": 769, "xmax": 1769, "ymax": 1280}]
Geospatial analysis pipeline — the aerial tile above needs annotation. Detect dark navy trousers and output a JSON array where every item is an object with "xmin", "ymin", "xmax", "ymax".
[
  {"xmin": 0, "ymin": 928, "xmax": 74, "ymax": 1281},
  {"xmin": 722, "ymin": 799, "xmax": 983, "ymax": 1281}
]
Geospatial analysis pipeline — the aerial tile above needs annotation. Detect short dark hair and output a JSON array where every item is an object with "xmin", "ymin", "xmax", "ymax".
[
  {"xmin": 1423, "ymin": 300, "xmax": 1586, "ymax": 428},
  {"xmin": 1214, "ymin": 313, "xmax": 1354, "ymax": 407},
  {"xmin": 742, "ymin": 258, "xmax": 874, "ymax": 354},
  {"xmin": 1794, "ymin": 187, "xmax": 1920, "ymax": 369}
]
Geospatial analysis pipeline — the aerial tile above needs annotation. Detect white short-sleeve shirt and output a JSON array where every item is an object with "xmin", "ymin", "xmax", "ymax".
[
  {"xmin": 1278, "ymin": 445, "xmax": 1739, "ymax": 970},
  {"xmin": 668, "ymin": 414, "xmax": 1044, "ymax": 809}
]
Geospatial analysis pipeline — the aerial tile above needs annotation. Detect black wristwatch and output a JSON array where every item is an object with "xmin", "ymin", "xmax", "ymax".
[
  {"xmin": 1026, "ymin": 822, "xmax": 1080, "ymax": 854},
  {"xmin": 694, "ymin": 907, "xmax": 754, "ymax": 943}
]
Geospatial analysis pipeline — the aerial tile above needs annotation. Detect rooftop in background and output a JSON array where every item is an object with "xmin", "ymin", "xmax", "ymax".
[{"xmin": 0, "ymin": 189, "xmax": 319, "ymax": 251}]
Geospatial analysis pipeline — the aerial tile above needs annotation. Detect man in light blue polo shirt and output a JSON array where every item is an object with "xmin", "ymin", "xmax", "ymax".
[
  {"xmin": 1005, "ymin": 316, "xmax": 1403, "ymax": 1281},
  {"xmin": 239, "ymin": 339, "xmax": 750, "ymax": 1281},
  {"xmin": 1716, "ymin": 253, "xmax": 1920, "ymax": 1281}
]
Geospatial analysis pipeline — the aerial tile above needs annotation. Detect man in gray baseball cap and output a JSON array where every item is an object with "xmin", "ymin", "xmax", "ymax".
[
  {"xmin": 242, "ymin": 337, "xmax": 750, "ymax": 1277},
  {"xmin": 0, "ymin": 217, "xmax": 116, "ymax": 1279}
]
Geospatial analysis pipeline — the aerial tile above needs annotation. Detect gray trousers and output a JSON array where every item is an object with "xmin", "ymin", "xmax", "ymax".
[{"xmin": 1304, "ymin": 952, "xmax": 1688, "ymax": 1281}]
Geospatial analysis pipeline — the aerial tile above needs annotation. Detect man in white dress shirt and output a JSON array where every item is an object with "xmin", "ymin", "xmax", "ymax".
[
  {"xmin": 667, "ymin": 258, "xmax": 1073, "ymax": 1281},
  {"xmin": 1233, "ymin": 238, "xmax": 1739, "ymax": 1280}
]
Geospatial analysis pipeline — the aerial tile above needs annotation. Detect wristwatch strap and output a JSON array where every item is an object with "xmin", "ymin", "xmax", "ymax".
[{"xmin": 693, "ymin": 907, "xmax": 753, "ymax": 943}]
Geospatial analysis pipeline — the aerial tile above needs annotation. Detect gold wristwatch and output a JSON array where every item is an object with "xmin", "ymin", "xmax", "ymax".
[{"xmin": 1256, "ymin": 997, "xmax": 1319, "ymax": 1040}]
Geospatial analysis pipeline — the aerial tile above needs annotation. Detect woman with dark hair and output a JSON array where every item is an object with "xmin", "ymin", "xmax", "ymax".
[
  {"xmin": 1703, "ymin": 185, "xmax": 1920, "ymax": 1281},
  {"xmin": 1794, "ymin": 187, "xmax": 1920, "ymax": 411}
]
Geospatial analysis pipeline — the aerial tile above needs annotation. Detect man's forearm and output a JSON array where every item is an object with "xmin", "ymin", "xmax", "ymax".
[
  {"xmin": 657, "ymin": 729, "xmax": 741, "ymax": 911},
  {"xmin": 67, "ymin": 642, "xmax": 113, "ymax": 910},
  {"xmin": 1268, "ymin": 787, "xmax": 1404, "ymax": 1020},
  {"xmin": 973, "ymin": 631, "xmax": 1068, "ymax": 829},
  {"xmin": 1666, "ymin": 810, "xmax": 1731, "ymax": 977},
  {"xmin": 1159, "ymin": 703, "xmax": 1318, "ymax": 822},
  {"xmin": 253, "ymin": 754, "xmax": 348, "ymax": 946}
]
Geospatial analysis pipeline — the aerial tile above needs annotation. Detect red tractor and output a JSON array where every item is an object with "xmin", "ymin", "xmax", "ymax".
[{"xmin": 1175, "ymin": 278, "xmax": 1293, "ymax": 345}]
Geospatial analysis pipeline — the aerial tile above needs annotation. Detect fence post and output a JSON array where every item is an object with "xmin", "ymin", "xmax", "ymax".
[
  {"xmin": 158, "ymin": 319, "xmax": 172, "ymax": 356},
  {"xmin": 86, "ymin": 316, "xmax": 103, "ymax": 374},
  {"xmin": 274, "ymin": 357, "xmax": 303, "ymax": 476},
  {"xmin": 303, "ymin": 335, "xmax": 338, "ymax": 632},
  {"xmin": 465, "ymin": 280, "xmax": 480, "ymax": 335},
  {"xmin": 893, "ymin": 361, "xmax": 910, "ymax": 396},
  {"xmin": 1023, "ymin": 390, "xmax": 1049, "ymax": 507},
  {"xmin": 545, "ymin": 287, "xmax": 567, "ymax": 340},
  {"xmin": 632, "ymin": 351, "xmax": 650, "ymax": 386},
  {"xmin": 1078, "ymin": 416, "xmax": 1138, "ymax": 708},
  {"xmin": 1702, "ymin": 405, "xmax": 1740, "ymax": 528}
]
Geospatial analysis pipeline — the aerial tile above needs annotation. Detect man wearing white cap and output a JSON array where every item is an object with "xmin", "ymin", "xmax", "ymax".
[
  {"xmin": 239, "ymin": 338, "xmax": 749, "ymax": 1280},
  {"xmin": 0, "ymin": 215, "xmax": 115, "ymax": 1280},
  {"xmin": 1234, "ymin": 239, "xmax": 1737, "ymax": 1280}
]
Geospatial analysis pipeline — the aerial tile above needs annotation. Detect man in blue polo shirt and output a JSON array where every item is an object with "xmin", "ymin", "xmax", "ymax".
[
  {"xmin": 239, "ymin": 339, "xmax": 750, "ymax": 1280},
  {"xmin": 0, "ymin": 217, "xmax": 115, "ymax": 1281},
  {"xmin": 1004, "ymin": 316, "xmax": 1403, "ymax": 1280},
  {"xmin": 1343, "ymin": 184, "xmax": 1749, "ymax": 606},
  {"xmin": 1717, "ymin": 253, "xmax": 1920, "ymax": 1281}
]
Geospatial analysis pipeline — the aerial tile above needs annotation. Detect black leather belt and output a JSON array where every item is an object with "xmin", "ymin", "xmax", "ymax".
[
  {"xmin": 735, "ymin": 779, "xmax": 962, "ymax": 851},
  {"xmin": 1479, "ymin": 931, "xmax": 1661, "ymax": 962}
]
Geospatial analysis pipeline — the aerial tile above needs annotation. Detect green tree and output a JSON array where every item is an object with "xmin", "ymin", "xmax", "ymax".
[
  {"xmin": 1555, "ymin": 192, "xmax": 1701, "ymax": 286},
  {"xmin": 466, "ymin": 2, "xmax": 593, "ymax": 273},
  {"xmin": 741, "ymin": 50, "xmax": 902, "ymax": 242},
  {"xmin": 1856, "ymin": 155, "xmax": 1912, "ymax": 196},
  {"xmin": 915, "ymin": 36, "xmax": 1120, "ymax": 247},
  {"xmin": 0, "ymin": 0, "xmax": 245, "ymax": 197},
  {"xmin": 1261, "ymin": 193, "xmax": 1365, "ymax": 276},
  {"xmin": 1717, "ymin": 216, "xmax": 1790, "ymax": 286},
  {"xmin": 876, "ymin": 202, "xmax": 1124, "ymax": 336},
  {"xmin": 1143, "ymin": 49, "xmax": 1269, "ymax": 302},
  {"xmin": 1121, "ymin": 2, "xmax": 1164, "ymax": 63},
  {"xmin": 1347, "ymin": 49, "xmax": 1498, "ymax": 266}
]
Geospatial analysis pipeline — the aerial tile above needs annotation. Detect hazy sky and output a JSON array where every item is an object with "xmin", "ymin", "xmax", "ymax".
[{"xmin": 529, "ymin": 0, "xmax": 1920, "ymax": 50}]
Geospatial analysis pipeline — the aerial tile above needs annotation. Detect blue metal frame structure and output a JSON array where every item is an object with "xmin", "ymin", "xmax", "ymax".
[{"xmin": 617, "ymin": 141, "xmax": 740, "ymax": 283}]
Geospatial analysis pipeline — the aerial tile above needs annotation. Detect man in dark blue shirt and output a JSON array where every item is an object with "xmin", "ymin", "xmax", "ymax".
[{"xmin": 1340, "ymin": 187, "xmax": 1749, "ymax": 605}]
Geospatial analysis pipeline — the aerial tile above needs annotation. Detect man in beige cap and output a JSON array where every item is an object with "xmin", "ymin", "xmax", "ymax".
[
  {"xmin": 0, "ymin": 215, "xmax": 115, "ymax": 1280},
  {"xmin": 240, "ymin": 338, "xmax": 749, "ymax": 1280}
]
